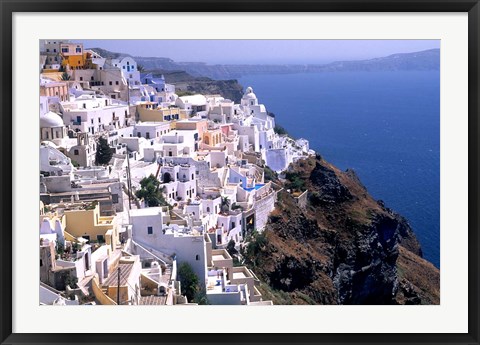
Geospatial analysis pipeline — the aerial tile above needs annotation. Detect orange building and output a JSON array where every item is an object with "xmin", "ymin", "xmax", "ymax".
[{"xmin": 60, "ymin": 43, "xmax": 86, "ymax": 70}]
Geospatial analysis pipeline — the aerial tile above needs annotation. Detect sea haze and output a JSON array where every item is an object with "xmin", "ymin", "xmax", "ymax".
[{"xmin": 239, "ymin": 71, "xmax": 440, "ymax": 268}]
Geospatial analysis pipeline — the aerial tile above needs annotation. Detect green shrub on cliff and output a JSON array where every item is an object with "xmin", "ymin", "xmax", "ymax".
[{"xmin": 285, "ymin": 171, "xmax": 306, "ymax": 192}]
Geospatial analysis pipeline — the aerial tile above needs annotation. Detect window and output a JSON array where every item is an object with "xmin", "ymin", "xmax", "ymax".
[
  {"xmin": 79, "ymin": 77, "xmax": 83, "ymax": 81},
  {"xmin": 53, "ymin": 48, "xmax": 57, "ymax": 53},
  {"xmin": 195, "ymin": 255, "xmax": 200, "ymax": 261},
  {"xmin": 147, "ymin": 226, "xmax": 153, "ymax": 235},
  {"xmin": 91, "ymin": 76, "xmax": 94, "ymax": 81},
  {"xmin": 91, "ymin": 119, "xmax": 94, "ymax": 124},
  {"xmin": 98, "ymin": 117, "xmax": 101, "ymax": 123},
  {"xmin": 231, "ymin": 222, "xmax": 236, "ymax": 228},
  {"xmin": 115, "ymin": 81, "xmax": 119, "ymax": 85},
  {"xmin": 46, "ymin": 49, "xmax": 50, "ymax": 52},
  {"xmin": 61, "ymin": 47, "xmax": 68, "ymax": 53},
  {"xmin": 207, "ymin": 207, "xmax": 210, "ymax": 213},
  {"xmin": 40, "ymin": 259, "xmax": 43, "ymax": 267},
  {"xmin": 109, "ymin": 81, "xmax": 112, "ymax": 85},
  {"xmin": 97, "ymin": 235, "xmax": 105, "ymax": 243},
  {"xmin": 75, "ymin": 47, "xmax": 81, "ymax": 53},
  {"xmin": 74, "ymin": 149, "xmax": 79, "ymax": 155}
]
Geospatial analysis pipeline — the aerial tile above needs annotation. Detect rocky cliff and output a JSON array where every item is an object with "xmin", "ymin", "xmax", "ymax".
[{"xmin": 241, "ymin": 155, "xmax": 439, "ymax": 305}]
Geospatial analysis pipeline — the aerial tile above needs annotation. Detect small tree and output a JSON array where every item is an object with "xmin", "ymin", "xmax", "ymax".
[
  {"xmin": 273, "ymin": 124, "xmax": 288, "ymax": 136},
  {"xmin": 95, "ymin": 136, "xmax": 113, "ymax": 166},
  {"xmin": 226, "ymin": 239, "xmax": 238, "ymax": 257},
  {"xmin": 178, "ymin": 262, "xmax": 200, "ymax": 302},
  {"xmin": 135, "ymin": 174, "xmax": 167, "ymax": 207},
  {"xmin": 64, "ymin": 275, "xmax": 78, "ymax": 289},
  {"xmin": 61, "ymin": 72, "xmax": 71, "ymax": 81},
  {"xmin": 220, "ymin": 196, "xmax": 230, "ymax": 214}
]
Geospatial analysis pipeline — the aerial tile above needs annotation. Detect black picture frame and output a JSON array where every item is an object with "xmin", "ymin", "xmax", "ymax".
[{"xmin": 1, "ymin": 1, "xmax": 479, "ymax": 344}]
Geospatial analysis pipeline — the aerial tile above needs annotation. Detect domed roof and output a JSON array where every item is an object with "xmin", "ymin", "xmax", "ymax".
[
  {"xmin": 243, "ymin": 86, "xmax": 257, "ymax": 99},
  {"xmin": 40, "ymin": 111, "xmax": 64, "ymax": 128}
]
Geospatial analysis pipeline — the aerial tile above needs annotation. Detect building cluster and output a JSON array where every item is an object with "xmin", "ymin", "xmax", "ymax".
[{"xmin": 39, "ymin": 40, "xmax": 314, "ymax": 306}]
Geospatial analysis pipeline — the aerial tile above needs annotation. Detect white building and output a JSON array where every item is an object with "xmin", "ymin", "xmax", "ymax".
[
  {"xmin": 40, "ymin": 142, "xmax": 73, "ymax": 177},
  {"xmin": 134, "ymin": 122, "xmax": 171, "ymax": 141},
  {"xmin": 159, "ymin": 163, "xmax": 197, "ymax": 203},
  {"xmin": 60, "ymin": 94, "xmax": 130, "ymax": 135},
  {"xmin": 175, "ymin": 94, "xmax": 207, "ymax": 116},
  {"xmin": 40, "ymin": 111, "xmax": 68, "ymax": 147},
  {"xmin": 110, "ymin": 56, "xmax": 141, "ymax": 86},
  {"xmin": 129, "ymin": 207, "xmax": 208, "ymax": 282}
]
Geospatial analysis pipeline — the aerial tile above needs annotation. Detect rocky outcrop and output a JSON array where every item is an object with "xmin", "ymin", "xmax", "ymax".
[
  {"xmin": 242, "ymin": 156, "xmax": 438, "ymax": 305},
  {"xmin": 172, "ymin": 78, "xmax": 244, "ymax": 103}
]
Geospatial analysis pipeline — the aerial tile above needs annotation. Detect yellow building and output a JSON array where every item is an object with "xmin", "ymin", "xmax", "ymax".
[
  {"xmin": 63, "ymin": 203, "xmax": 119, "ymax": 246},
  {"xmin": 203, "ymin": 128, "xmax": 223, "ymax": 147},
  {"xmin": 137, "ymin": 103, "xmax": 188, "ymax": 123},
  {"xmin": 40, "ymin": 80, "xmax": 69, "ymax": 102}
]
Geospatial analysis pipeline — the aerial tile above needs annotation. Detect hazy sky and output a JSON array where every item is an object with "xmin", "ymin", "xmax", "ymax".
[{"xmin": 77, "ymin": 39, "xmax": 440, "ymax": 65}]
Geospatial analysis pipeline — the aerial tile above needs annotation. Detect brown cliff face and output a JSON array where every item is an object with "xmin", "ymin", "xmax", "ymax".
[{"xmin": 241, "ymin": 156, "xmax": 439, "ymax": 305}]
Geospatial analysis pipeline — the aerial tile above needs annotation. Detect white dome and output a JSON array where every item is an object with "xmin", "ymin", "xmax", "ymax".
[
  {"xmin": 40, "ymin": 111, "xmax": 64, "ymax": 128},
  {"xmin": 243, "ymin": 87, "xmax": 257, "ymax": 100}
]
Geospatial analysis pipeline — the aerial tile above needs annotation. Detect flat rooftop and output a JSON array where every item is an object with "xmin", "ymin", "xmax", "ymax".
[
  {"xmin": 48, "ymin": 189, "xmax": 110, "ymax": 196},
  {"xmin": 103, "ymin": 263, "xmax": 134, "ymax": 287},
  {"xmin": 136, "ymin": 122, "xmax": 169, "ymax": 127},
  {"xmin": 233, "ymin": 271, "xmax": 249, "ymax": 279},
  {"xmin": 129, "ymin": 208, "xmax": 164, "ymax": 217},
  {"xmin": 139, "ymin": 295, "xmax": 167, "ymax": 306}
]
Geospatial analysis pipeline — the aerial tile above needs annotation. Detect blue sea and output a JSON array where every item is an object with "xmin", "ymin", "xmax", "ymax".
[{"xmin": 239, "ymin": 71, "xmax": 440, "ymax": 268}]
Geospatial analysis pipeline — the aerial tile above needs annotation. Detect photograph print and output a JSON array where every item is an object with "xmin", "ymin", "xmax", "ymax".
[{"xmin": 39, "ymin": 39, "xmax": 440, "ymax": 306}]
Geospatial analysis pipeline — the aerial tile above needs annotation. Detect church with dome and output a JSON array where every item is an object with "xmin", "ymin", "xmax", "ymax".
[{"xmin": 40, "ymin": 110, "xmax": 67, "ymax": 146}]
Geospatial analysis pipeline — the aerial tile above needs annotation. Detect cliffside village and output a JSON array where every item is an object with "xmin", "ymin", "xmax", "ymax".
[{"xmin": 39, "ymin": 40, "xmax": 314, "ymax": 306}]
